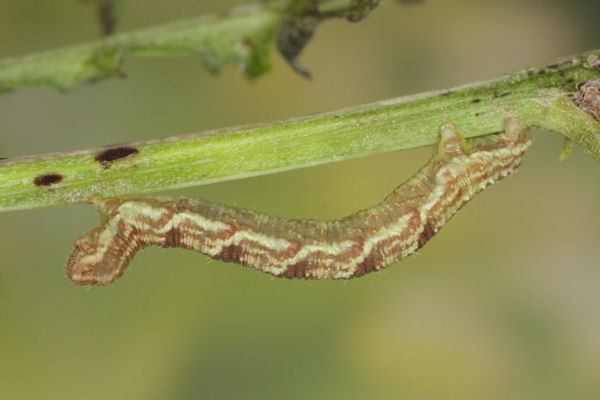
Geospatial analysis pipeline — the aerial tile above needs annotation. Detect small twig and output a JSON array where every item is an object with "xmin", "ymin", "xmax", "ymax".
[
  {"xmin": 0, "ymin": 0, "xmax": 381, "ymax": 93},
  {"xmin": 0, "ymin": 5, "xmax": 279, "ymax": 93}
]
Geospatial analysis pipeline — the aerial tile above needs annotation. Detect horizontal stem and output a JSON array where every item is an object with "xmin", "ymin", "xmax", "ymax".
[{"xmin": 1, "ymin": 49, "xmax": 599, "ymax": 212}]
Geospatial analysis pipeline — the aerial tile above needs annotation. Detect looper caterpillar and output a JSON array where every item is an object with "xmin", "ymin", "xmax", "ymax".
[{"xmin": 67, "ymin": 119, "xmax": 531, "ymax": 285}]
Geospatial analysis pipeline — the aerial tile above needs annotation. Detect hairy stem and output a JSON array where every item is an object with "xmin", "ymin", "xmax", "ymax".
[{"xmin": 1, "ymin": 50, "xmax": 599, "ymax": 212}]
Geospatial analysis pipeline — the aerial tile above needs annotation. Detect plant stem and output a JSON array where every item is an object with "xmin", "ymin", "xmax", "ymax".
[
  {"xmin": 1, "ymin": 49, "xmax": 599, "ymax": 213},
  {"xmin": 0, "ymin": 4, "xmax": 282, "ymax": 92},
  {"xmin": 0, "ymin": 0, "xmax": 379, "ymax": 92}
]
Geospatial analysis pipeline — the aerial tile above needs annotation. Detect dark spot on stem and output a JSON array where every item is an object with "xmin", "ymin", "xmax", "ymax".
[
  {"xmin": 241, "ymin": 38, "xmax": 252, "ymax": 48},
  {"xmin": 95, "ymin": 146, "xmax": 139, "ymax": 168},
  {"xmin": 472, "ymin": 98, "xmax": 481, "ymax": 104},
  {"xmin": 34, "ymin": 174, "xmax": 63, "ymax": 186},
  {"xmin": 528, "ymin": 68, "xmax": 549, "ymax": 77},
  {"xmin": 492, "ymin": 90, "xmax": 511, "ymax": 98},
  {"xmin": 546, "ymin": 63, "xmax": 560, "ymax": 69}
]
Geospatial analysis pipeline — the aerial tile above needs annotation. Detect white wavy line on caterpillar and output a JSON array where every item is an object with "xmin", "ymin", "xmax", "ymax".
[{"xmin": 67, "ymin": 118, "xmax": 531, "ymax": 285}]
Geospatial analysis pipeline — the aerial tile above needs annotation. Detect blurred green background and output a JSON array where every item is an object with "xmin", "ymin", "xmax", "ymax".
[{"xmin": 1, "ymin": 1, "xmax": 600, "ymax": 399}]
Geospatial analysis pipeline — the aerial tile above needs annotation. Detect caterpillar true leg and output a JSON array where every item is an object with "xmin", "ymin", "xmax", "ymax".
[{"xmin": 67, "ymin": 119, "xmax": 531, "ymax": 285}]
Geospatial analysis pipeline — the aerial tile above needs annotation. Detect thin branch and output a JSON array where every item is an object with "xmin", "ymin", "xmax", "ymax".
[
  {"xmin": 0, "ymin": 0, "xmax": 379, "ymax": 93},
  {"xmin": 1, "ymin": 50, "xmax": 599, "ymax": 212},
  {"xmin": 0, "ymin": 5, "xmax": 278, "ymax": 92}
]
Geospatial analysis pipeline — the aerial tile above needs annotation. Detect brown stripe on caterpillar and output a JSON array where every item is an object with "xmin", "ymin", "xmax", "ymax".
[{"xmin": 67, "ymin": 118, "xmax": 531, "ymax": 286}]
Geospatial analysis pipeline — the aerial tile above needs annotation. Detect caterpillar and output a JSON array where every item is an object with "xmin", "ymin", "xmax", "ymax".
[{"xmin": 67, "ymin": 119, "xmax": 531, "ymax": 286}]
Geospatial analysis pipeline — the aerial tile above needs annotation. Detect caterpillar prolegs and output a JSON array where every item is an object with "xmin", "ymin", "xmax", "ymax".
[{"xmin": 67, "ymin": 119, "xmax": 531, "ymax": 285}]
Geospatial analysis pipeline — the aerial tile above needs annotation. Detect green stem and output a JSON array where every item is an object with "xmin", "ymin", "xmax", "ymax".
[
  {"xmin": 0, "ymin": 0, "xmax": 378, "ymax": 92},
  {"xmin": 1, "ymin": 50, "xmax": 599, "ymax": 212},
  {"xmin": 0, "ymin": 5, "xmax": 282, "ymax": 92}
]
